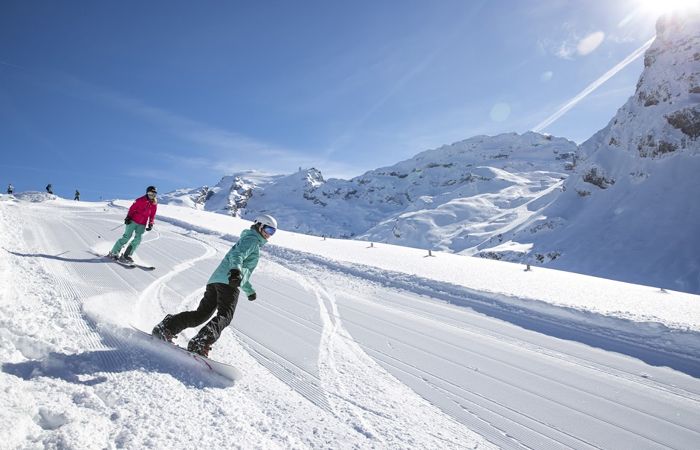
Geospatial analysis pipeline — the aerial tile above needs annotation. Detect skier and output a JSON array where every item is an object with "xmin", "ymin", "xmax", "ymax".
[
  {"xmin": 46, "ymin": 183, "xmax": 53, "ymax": 194},
  {"xmin": 74, "ymin": 190, "xmax": 80, "ymax": 201},
  {"xmin": 152, "ymin": 214, "xmax": 277, "ymax": 357},
  {"xmin": 7, "ymin": 183, "xmax": 13, "ymax": 194},
  {"xmin": 109, "ymin": 186, "xmax": 158, "ymax": 264}
]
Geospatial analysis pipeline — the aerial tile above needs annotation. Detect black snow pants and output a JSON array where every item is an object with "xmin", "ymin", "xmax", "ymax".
[{"xmin": 166, "ymin": 282, "xmax": 240, "ymax": 345}]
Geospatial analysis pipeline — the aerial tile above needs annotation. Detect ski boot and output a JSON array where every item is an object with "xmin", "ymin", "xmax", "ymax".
[
  {"xmin": 120, "ymin": 255, "xmax": 134, "ymax": 263},
  {"xmin": 107, "ymin": 251, "xmax": 119, "ymax": 260},
  {"xmin": 120, "ymin": 245, "xmax": 135, "ymax": 263},
  {"xmin": 152, "ymin": 315, "xmax": 176, "ymax": 343}
]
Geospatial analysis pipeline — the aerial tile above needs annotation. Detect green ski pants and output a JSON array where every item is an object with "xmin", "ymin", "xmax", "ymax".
[{"xmin": 111, "ymin": 222, "xmax": 146, "ymax": 256}]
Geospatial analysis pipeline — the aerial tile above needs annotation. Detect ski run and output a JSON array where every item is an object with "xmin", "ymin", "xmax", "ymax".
[{"xmin": 1, "ymin": 194, "xmax": 699, "ymax": 449}]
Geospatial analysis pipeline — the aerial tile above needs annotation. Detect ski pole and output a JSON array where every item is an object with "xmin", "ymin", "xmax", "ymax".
[{"xmin": 98, "ymin": 223, "xmax": 123, "ymax": 239}]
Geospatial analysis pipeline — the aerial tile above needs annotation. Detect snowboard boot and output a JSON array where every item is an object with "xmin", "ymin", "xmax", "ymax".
[
  {"xmin": 187, "ymin": 333, "xmax": 213, "ymax": 357},
  {"xmin": 152, "ymin": 314, "xmax": 176, "ymax": 343}
]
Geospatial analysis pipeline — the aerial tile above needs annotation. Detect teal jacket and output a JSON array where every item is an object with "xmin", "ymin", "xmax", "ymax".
[{"xmin": 207, "ymin": 228, "xmax": 267, "ymax": 296}]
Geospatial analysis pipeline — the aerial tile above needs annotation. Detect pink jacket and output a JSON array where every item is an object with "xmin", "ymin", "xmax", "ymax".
[{"xmin": 127, "ymin": 195, "xmax": 157, "ymax": 226}]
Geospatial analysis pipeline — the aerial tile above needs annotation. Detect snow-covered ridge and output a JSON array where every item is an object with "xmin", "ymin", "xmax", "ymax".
[
  {"xmin": 162, "ymin": 14, "xmax": 699, "ymax": 294},
  {"xmin": 163, "ymin": 132, "xmax": 577, "ymax": 250}
]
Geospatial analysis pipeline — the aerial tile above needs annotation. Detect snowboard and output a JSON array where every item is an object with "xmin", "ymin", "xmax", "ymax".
[{"xmin": 130, "ymin": 325, "xmax": 242, "ymax": 381}]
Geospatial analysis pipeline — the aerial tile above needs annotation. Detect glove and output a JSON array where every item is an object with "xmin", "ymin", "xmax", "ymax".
[
  {"xmin": 248, "ymin": 293, "xmax": 257, "ymax": 301},
  {"xmin": 146, "ymin": 224, "xmax": 153, "ymax": 231},
  {"xmin": 124, "ymin": 217, "xmax": 132, "ymax": 225},
  {"xmin": 228, "ymin": 269, "xmax": 242, "ymax": 287}
]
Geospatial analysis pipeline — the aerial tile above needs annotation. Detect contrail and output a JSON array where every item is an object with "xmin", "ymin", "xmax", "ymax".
[{"xmin": 532, "ymin": 36, "xmax": 655, "ymax": 133}]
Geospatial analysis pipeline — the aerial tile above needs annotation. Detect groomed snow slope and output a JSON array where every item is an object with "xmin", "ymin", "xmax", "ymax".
[{"xmin": 1, "ymin": 195, "xmax": 699, "ymax": 449}]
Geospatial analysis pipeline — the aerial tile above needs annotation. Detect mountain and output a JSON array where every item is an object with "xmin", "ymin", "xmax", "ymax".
[
  {"xmin": 161, "ymin": 172, "xmax": 282, "ymax": 214},
  {"xmin": 163, "ymin": 132, "xmax": 578, "ymax": 251},
  {"xmin": 486, "ymin": 13, "xmax": 700, "ymax": 293},
  {"xmin": 162, "ymin": 13, "xmax": 699, "ymax": 293}
]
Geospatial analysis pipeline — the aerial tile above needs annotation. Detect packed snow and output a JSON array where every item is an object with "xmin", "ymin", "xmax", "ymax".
[{"xmin": 1, "ymin": 194, "xmax": 698, "ymax": 449}]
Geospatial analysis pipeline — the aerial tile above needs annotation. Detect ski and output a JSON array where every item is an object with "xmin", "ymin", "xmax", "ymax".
[{"xmin": 87, "ymin": 251, "xmax": 154, "ymax": 270}]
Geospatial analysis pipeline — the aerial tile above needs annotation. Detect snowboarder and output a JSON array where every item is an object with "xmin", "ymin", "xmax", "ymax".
[
  {"xmin": 152, "ymin": 214, "xmax": 277, "ymax": 357},
  {"xmin": 7, "ymin": 183, "xmax": 13, "ymax": 194},
  {"xmin": 46, "ymin": 184, "xmax": 53, "ymax": 194},
  {"xmin": 74, "ymin": 190, "xmax": 80, "ymax": 201},
  {"xmin": 109, "ymin": 186, "xmax": 158, "ymax": 264}
]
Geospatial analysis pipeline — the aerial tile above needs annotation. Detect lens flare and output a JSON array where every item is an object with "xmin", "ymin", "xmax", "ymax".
[{"xmin": 490, "ymin": 103, "xmax": 511, "ymax": 122}]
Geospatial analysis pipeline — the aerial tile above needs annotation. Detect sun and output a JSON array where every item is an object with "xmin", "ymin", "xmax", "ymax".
[{"xmin": 635, "ymin": 0, "xmax": 700, "ymax": 16}]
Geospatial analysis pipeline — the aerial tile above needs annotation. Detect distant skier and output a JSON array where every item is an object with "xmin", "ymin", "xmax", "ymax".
[
  {"xmin": 46, "ymin": 183, "xmax": 53, "ymax": 194},
  {"xmin": 152, "ymin": 214, "xmax": 278, "ymax": 357},
  {"xmin": 7, "ymin": 184, "xmax": 13, "ymax": 194},
  {"xmin": 74, "ymin": 190, "xmax": 80, "ymax": 201},
  {"xmin": 109, "ymin": 186, "xmax": 158, "ymax": 264}
]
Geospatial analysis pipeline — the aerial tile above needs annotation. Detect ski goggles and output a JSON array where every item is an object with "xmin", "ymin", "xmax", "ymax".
[
  {"xmin": 262, "ymin": 225, "xmax": 276, "ymax": 236},
  {"xmin": 147, "ymin": 191, "xmax": 157, "ymax": 197}
]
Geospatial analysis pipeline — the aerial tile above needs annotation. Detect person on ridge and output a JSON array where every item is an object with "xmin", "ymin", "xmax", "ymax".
[
  {"xmin": 74, "ymin": 190, "xmax": 80, "ymax": 201},
  {"xmin": 46, "ymin": 183, "xmax": 53, "ymax": 194},
  {"xmin": 152, "ymin": 214, "xmax": 277, "ymax": 357},
  {"xmin": 7, "ymin": 183, "xmax": 13, "ymax": 194},
  {"xmin": 109, "ymin": 185, "xmax": 158, "ymax": 263}
]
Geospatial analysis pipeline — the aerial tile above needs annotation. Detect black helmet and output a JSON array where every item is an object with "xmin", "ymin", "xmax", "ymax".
[{"xmin": 146, "ymin": 185, "xmax": 157, "ymax": 194}]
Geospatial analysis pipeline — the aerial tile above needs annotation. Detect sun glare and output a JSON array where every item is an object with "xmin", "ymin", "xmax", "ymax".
[{"xmin": 636, "ymin": 0, "xmax": 700, "ymax": 16}]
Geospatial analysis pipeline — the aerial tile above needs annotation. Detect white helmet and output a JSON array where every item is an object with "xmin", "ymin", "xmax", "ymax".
[{"xmin": 254, "ymin": 214, "xmax": 277, "ymax": 229}]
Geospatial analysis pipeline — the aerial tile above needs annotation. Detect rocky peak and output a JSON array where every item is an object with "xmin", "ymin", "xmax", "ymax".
[
  {"xmin": 567, "ymin": 13, "xmax": 700, "ymax": 195},
  {"xmin": 604, "ymin": 14, "xmax": 698, "ymax": 157}
]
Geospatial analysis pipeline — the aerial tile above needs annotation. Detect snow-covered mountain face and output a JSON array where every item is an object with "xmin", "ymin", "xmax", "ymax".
[
  {"xmin": 163, "ymin": 132, "xmax": 577, "ymax": 252},
  {"xmin": 488, "ymin": 13, "xmax": 700, "ymax": 293},
  {"xmin": 162, "ymin": 13, "xmax": 699, "ymax": 293},
  {"xmin": 160, "ymin": 172, "xmax": 282, "ymax": 214}
]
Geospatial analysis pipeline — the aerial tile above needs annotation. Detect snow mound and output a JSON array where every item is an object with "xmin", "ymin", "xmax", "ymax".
[{"xmin": 14, "ymin": 192, "xmax": 57, "ymax": 203}]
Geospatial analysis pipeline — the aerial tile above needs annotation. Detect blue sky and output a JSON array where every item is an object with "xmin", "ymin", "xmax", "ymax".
[{"xmin": 0, "ymin": 1, "xmax": 669, "ymax": 200}]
